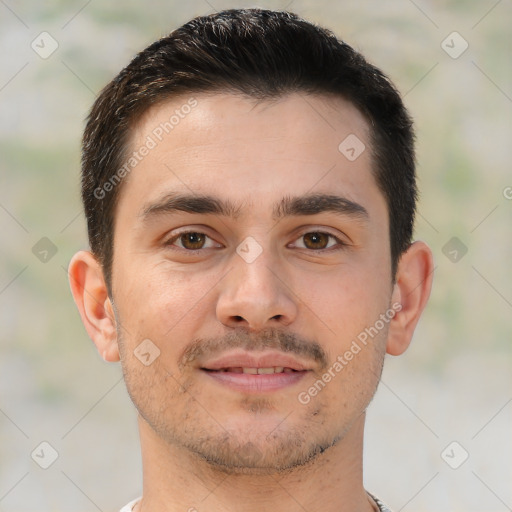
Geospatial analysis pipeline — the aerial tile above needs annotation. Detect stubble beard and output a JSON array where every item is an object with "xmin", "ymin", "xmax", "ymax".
[{"xmin": 114, "ymin": 309, "xmax": 387, "ymax": 476}]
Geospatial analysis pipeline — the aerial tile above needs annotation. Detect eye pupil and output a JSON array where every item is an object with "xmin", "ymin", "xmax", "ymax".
[
  {"xmin": 182, "ymin": 232, "xmax": 205, "ymax": 249},
  {"xmin": 304, "ymin": 232, "xmax": 329, "ymax": 249}
]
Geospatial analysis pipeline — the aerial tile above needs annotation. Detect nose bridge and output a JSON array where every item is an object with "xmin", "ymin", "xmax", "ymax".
[
  {"xmin": 216, "ymin": 236, "xmax": 297, "ymax": 330},
  {"xmin": 234, "ymin": 240, "xmax": 279, "ymax": 297}
]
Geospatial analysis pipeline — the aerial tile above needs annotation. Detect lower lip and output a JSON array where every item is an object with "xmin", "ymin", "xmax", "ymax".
[{"xmin": 201, "ymin": 369, "xmax": 308, "ymax": 393}]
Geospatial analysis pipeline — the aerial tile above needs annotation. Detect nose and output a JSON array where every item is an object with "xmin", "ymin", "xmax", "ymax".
[{"xmin": 216, "ymin": 245, "xmax": 298, "ymax": 331}]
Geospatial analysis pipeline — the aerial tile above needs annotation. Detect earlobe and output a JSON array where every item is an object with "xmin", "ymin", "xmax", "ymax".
[
  {"xmin": 386, "ymin": 241, "xmax": 434, "ymax": 356},
  {"xmin": 68, "ymin": 251, "xmax": 120, "ymax": 362}
]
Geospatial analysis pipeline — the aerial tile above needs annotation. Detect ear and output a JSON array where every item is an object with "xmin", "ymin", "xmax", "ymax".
[
  {"xmin": 386, "ymin": 241, "xmax": 434, "ymax": 356},
  {"xmin": 68, "ymin": 250, "xmax": 120, "ymax": 362}
]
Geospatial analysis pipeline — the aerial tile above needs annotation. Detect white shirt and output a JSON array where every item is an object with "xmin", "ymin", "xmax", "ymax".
[
  {"xmin": 120, "ymin": 494, "xmax": 393, "ymax": 511},
  {"xmin": 119, "ymin": 497, "xmax": 140, "ymax": 512}
]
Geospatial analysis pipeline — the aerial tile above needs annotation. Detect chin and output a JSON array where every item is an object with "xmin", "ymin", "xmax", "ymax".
[{"xmin": 181, "ymin": 426, "xmax": 341, "ymax": 476}]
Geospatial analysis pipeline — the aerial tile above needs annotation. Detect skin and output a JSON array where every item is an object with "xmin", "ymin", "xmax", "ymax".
[{"xmin": 69, "ymin": 92, "xmax": 434, "ymax": 512}]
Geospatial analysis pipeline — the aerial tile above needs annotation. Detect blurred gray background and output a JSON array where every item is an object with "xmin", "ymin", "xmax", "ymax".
[{"xmin": 1, "ymin": 1, "xmax": 511, "ymax": 511}]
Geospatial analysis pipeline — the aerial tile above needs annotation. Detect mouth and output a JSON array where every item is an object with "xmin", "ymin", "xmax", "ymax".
[
  {"xmin": 199, "ymin": 352, "xmax": 311, "ymax": 393},
  {"xmin": 203, "ymin": 366, "xmax": 300, "ymax": 374},
  {"xmin": 200, "ymin": 367, "xmax": 308, "ymax": 393}
]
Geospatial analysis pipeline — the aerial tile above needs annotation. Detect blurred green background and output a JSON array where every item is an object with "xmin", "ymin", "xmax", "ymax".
[{"xmin": 1, "ymin": 1, "xmax": 511, "ymax": 511}]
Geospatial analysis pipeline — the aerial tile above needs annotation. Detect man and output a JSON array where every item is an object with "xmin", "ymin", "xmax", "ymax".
[{"xmin": 69, "ymin": 8, "xmax": 433, "ymax": 512}]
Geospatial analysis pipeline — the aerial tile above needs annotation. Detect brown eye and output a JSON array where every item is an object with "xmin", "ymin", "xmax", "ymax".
[
  {"xmin": 166, "ymin": 231, "xmax": 213, "ymax": 251},
  {"xmin": 178, "ymin": 232, "xmax": 206, "ymax": 250},
  {"xmin": 165, "ymin": 230, "xmax": 222, "ymax": 253},
  {"xmin": 292, "ymin": 231, "xmax": 345, "ymax": 252},
  {"xmin": 302, "ymin": 232, "xmax": 331, "ymax": 250}
]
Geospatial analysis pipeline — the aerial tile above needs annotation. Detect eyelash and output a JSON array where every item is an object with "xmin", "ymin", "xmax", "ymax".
[{"xmin": 164, "ymin": 229, "xmax": 347, "ymax": 253}]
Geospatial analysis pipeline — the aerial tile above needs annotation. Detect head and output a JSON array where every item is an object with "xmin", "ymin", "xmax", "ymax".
[{"xmin": 70, "ymin": 8, "xmax": 433, "ymax": 474}]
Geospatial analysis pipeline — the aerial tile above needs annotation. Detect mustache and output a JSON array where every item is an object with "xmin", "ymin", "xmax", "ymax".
[{"xmin": 179, "ymin": 327, "xmax": 329, "ymax": 371}]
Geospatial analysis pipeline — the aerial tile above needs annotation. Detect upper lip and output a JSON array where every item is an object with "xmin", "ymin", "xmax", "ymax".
[{"xmin": 200, "ymin": 351, "xmax": 311, "ymax": 371}]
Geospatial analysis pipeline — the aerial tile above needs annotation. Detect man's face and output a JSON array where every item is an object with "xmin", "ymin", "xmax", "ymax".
[{"xmin": 110, "ymin": 92, "xmax": 394, "ymax": 472}]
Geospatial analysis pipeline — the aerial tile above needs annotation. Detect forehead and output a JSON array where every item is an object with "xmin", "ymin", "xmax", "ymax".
[
  {"xmin": 132, "ymin": 91, "xmax": 370, "ymax": 155},
  {"xmin": 119, "ymin": 91, "xmax": 382, "ymax": 221}
]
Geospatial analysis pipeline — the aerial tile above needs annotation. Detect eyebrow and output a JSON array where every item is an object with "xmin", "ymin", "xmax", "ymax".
[{"xmin": 140, "ymin": 192, "xmax": 369, "ymax": 223}]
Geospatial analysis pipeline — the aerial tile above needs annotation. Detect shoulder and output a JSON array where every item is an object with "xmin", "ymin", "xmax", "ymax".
[{"xmin": 119, "ymin": 497, "xmax": 141, "ymax": 512}]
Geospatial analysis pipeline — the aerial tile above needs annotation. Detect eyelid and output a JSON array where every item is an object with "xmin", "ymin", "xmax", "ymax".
[{"xmin": 293, "ymin": 223, "xmax": 351, "ymax": 242}]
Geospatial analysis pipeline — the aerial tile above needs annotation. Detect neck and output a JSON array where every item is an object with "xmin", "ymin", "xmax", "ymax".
[{"xmin": 134, "ymin": 413, "xmax": 376, "ymax": 512}]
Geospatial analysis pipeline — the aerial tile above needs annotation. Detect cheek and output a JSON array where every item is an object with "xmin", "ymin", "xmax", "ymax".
[
  {"xmin": 310, "ymin": 328, "xmax": 386, "ymax": 417},
  {"xmin": 117, "ymin": 264, "xmax": 217, "ymax": 336},
  {"xmin": 300, "ymin": 266, "xmax": 390, "ymax": 409},
  {"xmin": 120, "ymin": 352, "xmax": 192, "ymax": 429},
  {"xmin": 301, "ymin": 264, "xmax": 390, "ymax": 341}
]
